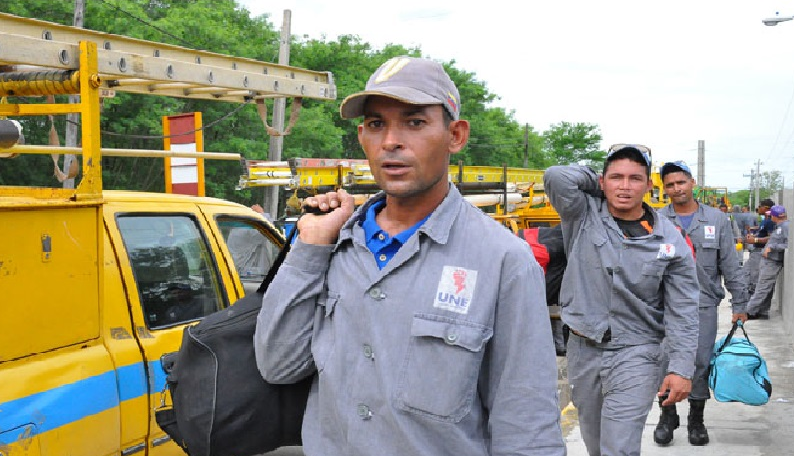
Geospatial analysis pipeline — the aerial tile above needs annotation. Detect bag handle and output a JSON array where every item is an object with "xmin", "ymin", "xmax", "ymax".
[
  {"xmin": 256, "ymin": 224, "xmax": 299, "ymax": 294},
  {"xmin": 718, "ymin": 320, "xmax": 752, "ymax": 352}
]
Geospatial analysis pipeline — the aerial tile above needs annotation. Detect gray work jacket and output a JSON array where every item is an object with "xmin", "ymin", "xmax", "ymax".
[
  {"xmin": 767, "ymin": 219, "xmax": 789, "ymax": 262},
  {"xmin": 544, "ymin": 165, "xmax": 700, "ymax": 379},
  {"xmin": 657, "ymin": 203, "xmax": 748, "ymax": 312},
  {"xmin": 254, "ymin": 185, "xmax": 565, "ymax": 456}
]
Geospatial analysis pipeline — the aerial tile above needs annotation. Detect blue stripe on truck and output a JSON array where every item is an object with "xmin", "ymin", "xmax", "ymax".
[{"xmin": 0, "ymin": 360, "xmax": 163, "ymax": 444}]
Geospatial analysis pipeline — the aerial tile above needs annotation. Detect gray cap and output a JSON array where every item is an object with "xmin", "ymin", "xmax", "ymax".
[{"xmin": 339, "ymin": 56, "xmax": 460, "ymax": 120}]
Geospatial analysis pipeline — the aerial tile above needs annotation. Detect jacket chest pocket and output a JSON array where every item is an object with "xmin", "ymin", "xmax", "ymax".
[
  {"xmin": 637, "ymin": 261, "xmax": 667, "ymax": 301},
  {"xmin": 698, "ymin": 242, "xmax": 719, "ymax": 268},
  {"xmin": 311, "ymin": 292, "xmax": 339, "ymax": 373},
  {"xmin": 578, "ymin": 229, "xmax": 609, "ymax": 269},
  {"xmin": 395, "ymin": 314, "xmax": 493, "ymax": 422}
]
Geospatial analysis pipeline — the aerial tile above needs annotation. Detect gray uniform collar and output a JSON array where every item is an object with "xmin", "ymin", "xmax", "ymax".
[
  {"xmin": 660, "ymin": 202, "xmax": 712, "ymax": 230},
  {"xmin": 598, "ymin": 199, "xmax": 664, "ymax": 238},
  {"xmin": 336, "ymin": 183, "xmax": 462, "ymax": 248}
]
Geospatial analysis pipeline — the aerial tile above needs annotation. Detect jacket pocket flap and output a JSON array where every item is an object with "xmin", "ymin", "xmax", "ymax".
[{"xmin": 410, "ymin": 315, "xmax": 492, "ymax": 352}]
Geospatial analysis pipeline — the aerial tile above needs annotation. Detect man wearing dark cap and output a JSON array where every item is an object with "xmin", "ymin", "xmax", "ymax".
[
  {"xmin": 746, "ymin": 205, "xmax": 789, "ymax": 319},
  {"xmin": 255, "ymin": 57, "xmax": 565, "ymax": 456},
  {"xmin": 544, "ymin": 145, "xmax": 699, "ymax": 456},
  {"xmin": 654, "ymin": 161, "xmax": 748, "ymax": 446},
  {"xmin": 744, "ymin": 198, "xmax": 777, "ymax": 305}
]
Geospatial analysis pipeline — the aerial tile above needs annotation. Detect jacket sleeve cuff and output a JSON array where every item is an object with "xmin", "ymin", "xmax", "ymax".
[
  {"xmin": 668, "ymin": 370, "xmax": 692, "ymax": 380},
  {"xmin": 284, "ymin": 238, "xmax": 335, "ymax": 272},
  {"xmin": 731, "ymin": 302, "xmax": 748, "ymax": 314}
]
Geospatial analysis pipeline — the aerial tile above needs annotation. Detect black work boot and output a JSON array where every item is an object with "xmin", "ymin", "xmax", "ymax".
[
  {"xmin": 653, "ymin": 396, "xmax": 679, "ymax": 445},
  {"xmin": 687, "ymin": 399, "xmax": 710, "ymax": 446}
]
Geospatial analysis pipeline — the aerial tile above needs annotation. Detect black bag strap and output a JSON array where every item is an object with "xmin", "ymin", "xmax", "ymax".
[
  {"xmin": 256, "ymin": 225, "xmax": 299, "ymax": 294},
  {"xmin": 257, "ymin": 205, "xmax": 330, "ymax": 294},
  {"xmin": 718, "ymin": 320, "xmax": 752, "ymax": 352}
]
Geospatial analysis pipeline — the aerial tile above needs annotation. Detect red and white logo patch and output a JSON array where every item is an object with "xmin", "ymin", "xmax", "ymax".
[
  {"xmin": 658, "ymin": 243, "xmax": 676, "ymax": 259},
  {"xmin": 434, "ymin": 266, "xmax": 477, "ymax": 314}
]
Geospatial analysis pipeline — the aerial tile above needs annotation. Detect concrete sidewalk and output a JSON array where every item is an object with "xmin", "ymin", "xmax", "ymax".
[{"xmin": 563, "ymin": 302, "xmax": 794, "ymax": 456}]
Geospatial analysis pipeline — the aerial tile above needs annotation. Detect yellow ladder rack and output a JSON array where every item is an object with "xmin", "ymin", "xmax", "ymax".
[
  {"xmin": 0, "ymin": 12, "xmax": 336, "ymax": 103},
  {"xmin": 237, "ymin": 158, "xmax": 547, "ymax": 192}
]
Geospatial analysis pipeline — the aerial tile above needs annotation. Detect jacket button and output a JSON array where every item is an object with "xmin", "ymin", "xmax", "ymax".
[
  {"xmin": 363, "ymin": 344, "xmax": 374, "ymax": 360},
  {"xmin": 445, "ymin": 333, "xmax": 458, "ymax": 344},
  {"xmin": 369, "ymin": 288, "xmax": 385, "ymax": 300},
  {"xmin": 357, "ymin": 404, "xmax": 373, "ymax": 420}
]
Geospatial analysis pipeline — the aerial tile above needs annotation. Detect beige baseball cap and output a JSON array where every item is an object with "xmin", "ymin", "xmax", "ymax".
[{"xmin": 340, "ymin": 56, "xmax": 460, "ymax": 121}]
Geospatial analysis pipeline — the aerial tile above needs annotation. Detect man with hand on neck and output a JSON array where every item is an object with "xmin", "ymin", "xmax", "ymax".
[{"xmin": 544, "ymin": 144, "xmax": 700, "ymax": 456}]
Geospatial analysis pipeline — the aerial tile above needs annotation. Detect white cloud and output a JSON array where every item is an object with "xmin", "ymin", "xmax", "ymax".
[{"xmin": 239, "ymin": 0, "xmax": 794, "ymax": 191}]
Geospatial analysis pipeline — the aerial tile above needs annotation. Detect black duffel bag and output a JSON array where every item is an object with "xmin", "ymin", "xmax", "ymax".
[{"xmin": 156, "ymin": 228, "xmax": 312, "ymax": 456}]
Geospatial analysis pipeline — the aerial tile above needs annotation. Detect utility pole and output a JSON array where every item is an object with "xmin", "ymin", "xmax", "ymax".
[
  {"xmin": 697, "ymin": 140, "xmax": 705, "ymax": 187},
  {"xmin": 262, "ymin": 10, "xmax": 291, "ymax": 221},
  {"xmin": 64, "ymin": 0, "xmax": 84, "ymax": 189},
  {"xmin": 744, "ymin": 168, "xmax": 755, "ymax": 209},
  {"xmin": 754, "ymin": 159, "xmax": 763, "ymax": 208},
  {"xmin": 523, "ymin": 123, "xmax": 529, "ymax": 168}
]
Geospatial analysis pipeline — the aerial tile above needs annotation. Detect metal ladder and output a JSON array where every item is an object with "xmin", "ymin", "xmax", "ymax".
[{"xmin": 0, "ymin": 12, "xmax": 336, "ymax": 103}]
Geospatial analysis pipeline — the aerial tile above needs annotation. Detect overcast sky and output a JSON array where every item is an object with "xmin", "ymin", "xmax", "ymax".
[{"xmin": 238, "ymin": 0, "xmax": 794, "ymax": 191}]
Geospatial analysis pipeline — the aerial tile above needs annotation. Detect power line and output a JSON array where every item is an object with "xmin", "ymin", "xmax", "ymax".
[
  {"xmin": 96, "ymin": 0, "xmax": 194, "ymax": 48},
  {"xmin": 62, "ymin": 100, "xmax": 253, "ymax": 140}
]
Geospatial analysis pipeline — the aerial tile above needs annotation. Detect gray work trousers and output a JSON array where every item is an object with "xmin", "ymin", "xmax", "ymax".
[
  {"xmin": 746, "ymin": 258, "xmax": 784, "ymax": 316},
  {"xmin": 744, "ymin": 250, "xmax": 763, "ymax": 294},
  {"xmin": 551, "ymin": 317, "xmax": 566, "ymax": 352},
  {"xmin": 568, "ymin": 336, "xmax": 662, "ymax": 456},
  {"xmin": 691, "ymin": 307, "xmax": 718, "ymax": 400}
]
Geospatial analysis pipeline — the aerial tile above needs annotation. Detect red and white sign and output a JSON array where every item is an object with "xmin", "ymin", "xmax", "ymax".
[{"xmin": 164, "ymin": 112, "xmax": 205, "ymax": 196}]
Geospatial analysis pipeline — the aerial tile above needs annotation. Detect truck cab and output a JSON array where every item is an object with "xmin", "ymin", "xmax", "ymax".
[{"xmin": 1, "ymin": 191, "xmax": 283, "ymax": 456}]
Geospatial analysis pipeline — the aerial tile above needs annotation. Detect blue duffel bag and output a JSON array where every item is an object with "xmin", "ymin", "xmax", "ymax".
[{"xmin": 709, "ymin": 320, "xmax": 772, "ymax": 406}]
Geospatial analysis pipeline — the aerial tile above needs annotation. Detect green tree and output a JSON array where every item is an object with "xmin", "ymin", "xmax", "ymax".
[
  {"xmin": 728, "ymin": 189, "xmax": 750, "ymax": 209},
  {"xmin": 758, "ymin": 170, "xmax": 783, "ymax": 199},
  {"xmin": 1, "ymin": 2, "xmax": 601, "ymax": 210},
  {"xmin": 542, "ymin": 122, "xmax": 604, "ymax": 167}
]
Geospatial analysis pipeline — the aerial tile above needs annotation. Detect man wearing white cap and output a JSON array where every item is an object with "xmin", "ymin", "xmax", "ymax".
[
  {"xmin": 255, "ymin": 56, "xmax": 565, "ymax": 456},
  {"xmin": 654, "ymin": 161, "xmax": 748, "ymax": 447},
  {"xmin": 746, "ymin": 205, "xmax": 789, "ymax": 319}
]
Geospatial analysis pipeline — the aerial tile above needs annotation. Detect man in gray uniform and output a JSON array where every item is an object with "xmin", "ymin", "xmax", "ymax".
[
  {"xmin": 746, "ymin": 205, "xmax": 789, "ymax": 319},
  {"xmin": 744, "ymin": 198, "xmax": 776, "ymax": 298},
  {"xmin": 732, "ymin": 205, "xmax": 755, "ymax": 265},
  {"xmin": 254, "ymin": 57, "xmax": 565, "ymax": 456},
  {"xmin": 544, "ymin": 144, "xmax": 700, "ymax": 456},
  {"xmin": 655, "ymin": 161, "xmax": 749, "ymax": 446}
]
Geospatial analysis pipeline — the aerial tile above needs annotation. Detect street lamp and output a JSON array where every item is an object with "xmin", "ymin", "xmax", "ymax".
[{"xmin": 763, "ymin": 14, "xmax": 794, "ymax": 26}]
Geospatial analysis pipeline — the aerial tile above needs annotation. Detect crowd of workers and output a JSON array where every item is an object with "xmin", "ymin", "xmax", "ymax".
[{"xmin": 251, "ymin": 56, "xmax": 789, "ymax": 456}]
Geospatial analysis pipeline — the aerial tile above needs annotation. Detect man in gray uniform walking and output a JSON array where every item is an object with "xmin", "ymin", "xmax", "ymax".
[
  {"xmin": 746, "ymin": 205, "xmax": 789, "ymax": 319},
  {"xmin": 255, "ymin": 57, "xmax": 565, "ymax": 456},
  {"xmin": 655, "ymin": 161, "xmax": 749, "ymax": 446},
  {"xmin": 545, "ymin": 144, "xmax": 700, "ymax": 456}
]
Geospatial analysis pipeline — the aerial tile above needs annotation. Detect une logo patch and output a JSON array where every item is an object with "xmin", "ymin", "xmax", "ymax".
[
  {"xmin": 657, "ymin": 243, "xmax": 676, "ymax": 259},
  {"xmin": 434, "ymin": 266, "xmax": 477, "ymax": 314}
]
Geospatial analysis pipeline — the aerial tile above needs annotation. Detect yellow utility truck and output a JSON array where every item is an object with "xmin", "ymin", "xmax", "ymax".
[{"xmin": 0, "ymin": 12, "xmax": 335, "ymax": 456}]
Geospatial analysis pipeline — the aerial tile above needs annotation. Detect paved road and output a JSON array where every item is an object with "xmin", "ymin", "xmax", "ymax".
[{"xmin": 265, "ymin": 301, "xmax": 794, "ymax": 455}]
